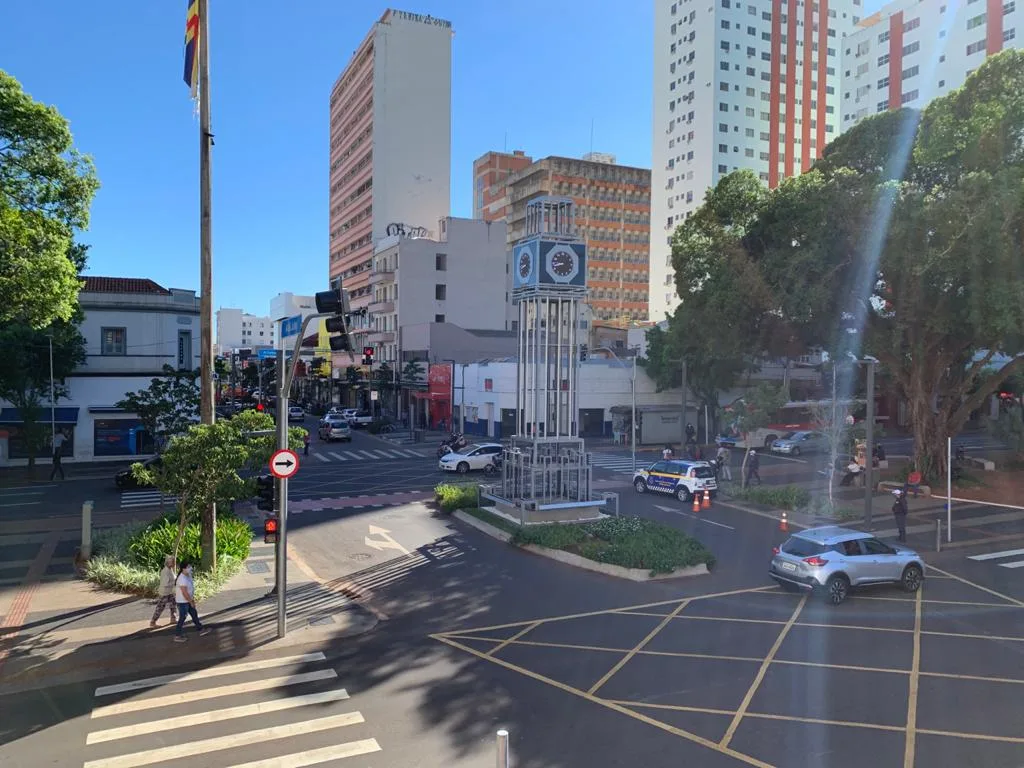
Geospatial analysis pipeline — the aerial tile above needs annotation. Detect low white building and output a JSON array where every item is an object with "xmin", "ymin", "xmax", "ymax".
[
  {"xmin": 270, "ymin": 292, "xmax": 316, "ymax": 351},
  {"xmin": 0, "ymin": 277, "xmax": 201, "ymax": 466},
  {"xmin": 215, "ymin": 307, "xmax": 274, "ymax": 355}
]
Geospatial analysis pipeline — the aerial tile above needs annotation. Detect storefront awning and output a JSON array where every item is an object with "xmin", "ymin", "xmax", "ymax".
[
  {"xmin": 88, "ymin": 406, "xmax": 129, "ymax": 414},
  {"xmin": 0, "ymin": 406, "xmax": 80, "ymax": 424}
]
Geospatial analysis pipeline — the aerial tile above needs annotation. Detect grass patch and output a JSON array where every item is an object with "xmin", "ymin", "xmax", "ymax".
[
  {"xmin": 802, "ymin": 497, "xmax": 861, "ymax": 520},
  {"xmin": 727, "ymin": 484, "xmax": 810, "ymax": 510},
  {"xmin": 459, "ymin": 510, "xmax": 714, "ymax": 576},
  {"xmin": 434, "ymin": 482, "xmax": 479, "ymax": 513}
]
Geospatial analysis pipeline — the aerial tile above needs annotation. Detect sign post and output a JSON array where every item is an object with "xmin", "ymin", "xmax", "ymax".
[{"xmin": 274, "ymin": 350, "xmax": 291, "ymax": 639}]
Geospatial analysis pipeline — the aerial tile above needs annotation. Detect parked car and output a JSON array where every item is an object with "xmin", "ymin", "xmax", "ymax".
[
  {"xmin": 632, "ymin": 460, "xmax": 718, "ymax": 502},
  {"xmin": 771, "ymin": 430, "xmax": 827, "ymax": 456},
  {"xmin": 287, "ymin": 406, "xmax": 305, "ymax": 422},
  {"xmin": 438, "ymin": 443, "xmax": 504, "ymax": 473},
  {"xmin": 318, "ymin": 416, "xmax": 352, "ymax": 442},
  {"xmin": 347, "ymin": 411, "xmax": 374, "ymax": 427},
  {"xmin": 769, "ymin": 526, "xmax": 925, "ymax": 605},
  {"xmin": 114, "ymin": 455, "xmax": 162, "ymax": 490}
]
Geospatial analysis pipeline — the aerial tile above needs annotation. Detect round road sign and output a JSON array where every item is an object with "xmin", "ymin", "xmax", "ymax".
[{"xmin": 269, "ymin": 449, "xmax": 300, "ymax": 479}]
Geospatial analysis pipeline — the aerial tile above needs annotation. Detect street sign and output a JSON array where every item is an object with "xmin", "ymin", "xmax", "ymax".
[
  {"xmin": 269, "ymin": 449, "xmax": 300, "ymax": 479},
  {"xmin": 258, "ymin": 349, "xmax": 276, "ymax": 360},
  {"xmin": 281, "ymin": 314, "xmax": 302, "ymax": 338}
]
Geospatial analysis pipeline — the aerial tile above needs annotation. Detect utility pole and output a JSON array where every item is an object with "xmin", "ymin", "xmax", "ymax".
[
  {"xmin": 195, "ymin": 0, "xmax": 217, "ymax": 572},
  {"xmin": 864, "ymin": 361, "xmax": 876, "ymax": 527},
  {"xmin": 680, "ymin": 359, "xmax": 688, "ymax": 449},
  {"xmin": 48, "ymin": 334, "xmax": 55, "ymax": 446},
  {"xmin": 275, "ymin": 348, "xmax": 289, "ymax": 639}
]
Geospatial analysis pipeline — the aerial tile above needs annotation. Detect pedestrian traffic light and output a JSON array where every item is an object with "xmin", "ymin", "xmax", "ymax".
[
  {"xmin": 315, "ymin": 287, "xmax": 352, "ymax": 352},
  {"xmin": 255, "ymin": 474, "xmax": 275, "ymax": 512},
  {"xmin": 579, "ymin": 344, "xmax": 588, "ymax": 362},
  {"xmin": 256, "ymin": 402, "xmax": 265, "ymax": 412},
  {"xmin": 362, "ymin": 346, "xmax": 374, "ymax": 366},
  {"xmin": 263, "ymin": 515, "xmax": 279, "ymax": 544}
]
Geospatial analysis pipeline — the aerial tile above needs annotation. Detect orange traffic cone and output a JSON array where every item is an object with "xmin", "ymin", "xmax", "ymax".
[
  {"xmin": 779, "ymin": 511, "xmax": 789, "ymax": 532},
  {"xmin": 702, "ymin": 490, "xmax": 712, "ymax": 510},
  {"xmin": 692, "ymin": 492, "xmax": 701, "ymax": 513}
]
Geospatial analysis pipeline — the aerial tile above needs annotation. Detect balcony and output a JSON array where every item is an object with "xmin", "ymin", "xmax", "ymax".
[
  {"xmin": 366, "ymin": 330, "xmax": 395, "ymax": 344},
  {"xmin": 368, "ymin": 299, "xmax": 394, "ymax": 314},
  {"xmin": 369, "ymin": 269, "xmax": 394, "ymax": 286}
]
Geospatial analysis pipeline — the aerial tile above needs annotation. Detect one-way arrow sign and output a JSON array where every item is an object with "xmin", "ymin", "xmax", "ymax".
[{"xmin": 269, "ymin": 449, "xmax": 300, "ymax": 479}]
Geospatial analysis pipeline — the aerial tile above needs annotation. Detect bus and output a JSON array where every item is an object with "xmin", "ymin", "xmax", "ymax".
[{"xmin": 715, "ymin": 399, "xmax": 864, "ymax": 450}]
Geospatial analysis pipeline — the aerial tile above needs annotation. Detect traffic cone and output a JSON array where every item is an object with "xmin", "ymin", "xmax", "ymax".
[
  {"xmin": 779, "ymin": 511, "xmax": 789, "ymax": 532},
  {"xmin": 702, "ymin": 490, "xmax": 712, "ymax": 510},
  {"xmin": 692, "ymin": 492, "xmax": 701, "ymax": 513}
]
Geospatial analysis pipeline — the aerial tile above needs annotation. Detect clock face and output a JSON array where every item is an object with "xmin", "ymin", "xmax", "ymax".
[
  {"xmin": 550, "ymin": 248, "xmax": 576, "ymax": 277},
  {"xmin": 518, "ymin": 251, "xmax": 532, "ymax": 279}
]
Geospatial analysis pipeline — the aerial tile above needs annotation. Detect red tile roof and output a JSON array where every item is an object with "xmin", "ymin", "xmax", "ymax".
[{"xmin": 82, "ymin": 277, "xmax": 171, "ymax": 295}]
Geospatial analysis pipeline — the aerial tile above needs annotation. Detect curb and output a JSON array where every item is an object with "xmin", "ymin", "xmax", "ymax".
[{"xmin": 452, "ymin": 510, "xmax": 710, "ymax": 582}]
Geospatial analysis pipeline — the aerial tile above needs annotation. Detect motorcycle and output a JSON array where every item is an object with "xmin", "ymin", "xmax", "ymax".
[
  {"xmin": 483, "ymin": 453, "xmax": 503, "ymax": 476},
  {"xmin": 437, "ymin": 432, "xmax": 467, "ymax": 458}
]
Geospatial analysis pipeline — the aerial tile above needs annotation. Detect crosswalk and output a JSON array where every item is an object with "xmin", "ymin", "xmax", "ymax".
[
  {"xmin": 120, "ymin": 489, "xmax": 178, "ymax": 510},
  {"xmin": 968, "ymin": 547, "xmax": 1024, "ymax": 569},
  {"xmin": 588, "ymin": 453, "xmax": 653, "ymax": 474},
  {"xmin": 82, "ymin": 651, "xmax": 381, "ymax": 768},
  {"xmin": 308, "ymin": 447, "xmax": 429, "ymax": 463}
]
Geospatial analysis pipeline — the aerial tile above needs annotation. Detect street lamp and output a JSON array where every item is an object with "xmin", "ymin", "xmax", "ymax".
[
  {"xmin": 847, "ymin": 353, "xmax": 879, "ymax": 527},
  {"xmin": 595, "ymin": 347, "xmax": 637, "ymax": 473},
  {"xmin": 46, "ymin": 332, "xmax": 55, "ymax": 446}
]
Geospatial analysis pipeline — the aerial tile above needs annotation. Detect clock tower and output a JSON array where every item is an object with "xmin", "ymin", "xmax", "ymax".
[{"xmin": 489, "ymin": 197, "xmax": 603, "ymax": 523}]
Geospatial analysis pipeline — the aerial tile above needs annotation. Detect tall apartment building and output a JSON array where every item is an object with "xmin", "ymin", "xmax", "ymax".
[
  {"xmin": 650, "ymin": 0, "xmax": 862, "ymax": 321},
  {"xmin": 328, "ymin": 9, "xmax": 453, "ymax": 348},
  {"xmin": 840, "ymin": 0, "xmax": 1020, "ymax": 129},
  {"xmin": 472, "ymin": 150, "xmax": 534, "ymax": 221},
  {"xmin": 215, "ymin": 308, "xmax": 274, "ymax": 354},
  {"xmin": 486, "ymin": 153, "xmax": 651, "ymax": 323}
]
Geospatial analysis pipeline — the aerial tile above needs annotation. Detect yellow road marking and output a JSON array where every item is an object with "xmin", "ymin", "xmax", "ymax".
[
  {"xmin": 588, "ymin": 600, "xmax": 691, "ymax": 695},
  {"xmin": 921, "ymin": 670, "xmax": 1024, "ymax": 686},
  {"xmin": 432, "ymin": 635, "xmax": 774, "ymax": 768},
  {"xmin": 927, "ymin": 564, "xmax": 1024, "ymax": 608},
  {"xmin": 486, "ymin": 621, "xmax": 540, "ymax": 657},
  {"xmin": 916, "ymin": 728, "xmax": 1024, "ymax": 744},
  {"xmin": 616, "ymin": 700, "xmax": 907, "ymax": 733},
  {"xmin": 720, "ymin": 595, "xmax": 807, "ymax": 749},
  {"xmin": 904, "ymin": 588, "xmax": 923, "ymax": 768}
]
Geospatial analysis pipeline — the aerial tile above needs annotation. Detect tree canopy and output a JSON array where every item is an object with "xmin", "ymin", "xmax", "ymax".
[
  {"xmin": 0, "ymin": 70, "xmax": 99, "ymax": 328},
  {"xmin": 116, "ymin": 365, "xmax": 200, "ymax": 447}
]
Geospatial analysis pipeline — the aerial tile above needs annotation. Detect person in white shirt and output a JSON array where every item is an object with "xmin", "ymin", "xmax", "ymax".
[
  {"xmin": 50, "ymin": 430, "xmax": 67, "ymax": 481},
  {"xmin": 174, "ymin": 562, "xmax": 210, "ymax": 641},
  {"xmin": 150, "ymin": 555, "xmax": 178, "ymax": 628}
]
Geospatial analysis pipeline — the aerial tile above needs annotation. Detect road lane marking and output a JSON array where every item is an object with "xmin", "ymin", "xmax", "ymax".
[
  {"xmin": 94, "ymin": 652, "xmax": 327, "ymax": 696},
  {"xmin": 720, "ymin": 595, "xmax": 807, "ymax": 749},
  {"xmin": 314, "ymin": 453, "xmax": 330, "ymax": 463},
  {"xmin": 967, "ymin": 548, "xmax": 1024, "ymax": 561},
  {"xmin": 1000, "ymin": 560, "xmax": 1024, "ymax": 569},
  {"xmin": 486, "ymin": 621, "xmax": 541, "ymax": 657},
  {"xmin": 328, "ymin": 452, "xmax": 347, "ymax": 462},
  {"xmin": 588, "ymin": 599, "xmax": 691, "ymax": 695},
  {"xmin": 911, "ymin": 564, "xmax": 1024, "ymax": 608},
  {"xmin": 87, "ymin": 688, "xmax": 351, "ymax": 744},
  {"xmin": 915, "ymin": 728, "xmax": 1024, "ymax": 744},
  {"xmin": 91, "ymin": 670, "xmax": 337, "ymax": 717},
  {"xmin": 0, "ymin": 502, "xmax": 41, "ymax": 508},
  {"xmin": 653, "ymin": 504, "xmax": 735, "ymax": 530},
  {"xmin": 343, "ymin": 452, "xmax": 362, "ymax": 460},
  {"xmin": 433, "ymin": 635, "xmax": 773, "ymax": 768},
  {"xmin": 358, "ymin": 450, "xmax": 382, "ymax": 459},
  {"xmin": 82, "ymin": 711, "xmax": 365, "ymax": 768},
  {"xmin": 617, "ymin": 700, "xmax": 908, "ymax": 733},
  {"xmin": 904, "ymin": 588, "xmax": 923, "ymax": 768},
  {"xmin": 223, "ymin": 739, "xmax": 383, "ymax": 768}
]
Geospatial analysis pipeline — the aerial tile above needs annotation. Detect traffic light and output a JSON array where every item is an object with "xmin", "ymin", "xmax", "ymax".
[
  {"xmin": 263, "ymin": 516, "xmax": 279, "ymax": 544},
  {"xmin": 579, "ymin": 344, "xmax": 588, "ymax": 362},
  {"xmin": 315, "ymin": 287, "xmax": 352, "ymax": 352},
  {"xmin": 362, "ymin": 346, "xmax": 374, "ymax": 366},
  {"xmin": 256, "ymin": 402, "xmax": 265, "ymax": 412},
  {"xmin": 255, "ymin": 474, "xmax": 275, "ymax": 512}
]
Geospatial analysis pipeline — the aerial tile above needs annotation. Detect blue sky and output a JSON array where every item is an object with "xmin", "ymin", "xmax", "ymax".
[{"xmin": 6, "ymin": 0, "xmax": 884, "ymax": 316}]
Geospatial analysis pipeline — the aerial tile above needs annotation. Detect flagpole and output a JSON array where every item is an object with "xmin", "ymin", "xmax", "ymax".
[{"xmin": 198, "ymin": 0, "xmax": 217, "ymax": 570}]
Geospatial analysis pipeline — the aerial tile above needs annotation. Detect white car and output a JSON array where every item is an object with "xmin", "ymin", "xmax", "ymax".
[
  {"xmin": 347, "ymin": 411, "xmax": 374, "ymax": 427},
  {"xmin": 438, "ymin": 443, "xmax": 503, "ymax": 473},
  {"xmin": 632, "ymin": 460, "xmax": 718, "ymax": 502},
  {"xmin": 287, "ymin": 406, "xmax": 305, "ymax": 422}
]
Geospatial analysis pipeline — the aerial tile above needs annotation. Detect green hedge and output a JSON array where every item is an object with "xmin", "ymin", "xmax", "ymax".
[
  {"xmin": 463, "ymin": 511, "xmax": 715, "ymax": 575},
  {"xmin": 728, "ymin": 484, "xmax": 810, "ymax": 510},
  {"xmin": 434, "ymin": 482, "xmax": 478, "ymax": 513},
  {"xmin": 127, "ymin": 510, "xmax": 251, "ymax": 570}
]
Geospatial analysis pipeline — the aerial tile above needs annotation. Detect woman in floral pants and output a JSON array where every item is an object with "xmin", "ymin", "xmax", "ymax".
[{"xmin": 150, "ymin": 555, "xmax": 177, "ymax": 627}]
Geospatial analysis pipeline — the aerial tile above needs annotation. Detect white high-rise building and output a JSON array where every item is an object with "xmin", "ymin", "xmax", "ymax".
[
  {"xmin": 650, "ymin": 0, "xmax": 862, "ymax": 321},
  {"xmin": 840, "ymin": 0, "xmax": 1021, "ymax": 129},
  {"xmin": 215, "ymin": 308, "xmax": 274, "ymax": 354}
]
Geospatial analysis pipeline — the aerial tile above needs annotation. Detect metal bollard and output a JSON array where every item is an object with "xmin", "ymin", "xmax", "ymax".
[
  {"xmin": 935, "ymin": 518, "xmax": 941, "ymax": 553},
  {"xmin": 81, "ymin": 500, "xmax": 94, "ymax": 560},
  {"xmin": 496, "ymin": 729, "xmax": 509, "ymax": 768}
]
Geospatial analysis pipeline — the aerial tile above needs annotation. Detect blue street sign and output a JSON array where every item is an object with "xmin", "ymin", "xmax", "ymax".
[
  {"xmin": 258, "ymin": 349, "xmax": 276, "ymax": 360},
  {"xmin": 281, "ymin": 315, "xmax": 302, "ymax": 338}
]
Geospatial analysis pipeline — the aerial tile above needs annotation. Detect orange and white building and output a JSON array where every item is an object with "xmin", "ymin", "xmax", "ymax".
[
  {"xmin": 650, "ymin": 0, "xmax": 863, "ymax": 321},
  {"xmin": 328, "ymin": 9, "xmax": 453, "ymax": 349}
]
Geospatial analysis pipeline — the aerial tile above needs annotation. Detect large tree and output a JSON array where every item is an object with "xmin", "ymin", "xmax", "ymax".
[{"xmin": 0, "ymin": 70, "xmax": 98, "ymax": 328}]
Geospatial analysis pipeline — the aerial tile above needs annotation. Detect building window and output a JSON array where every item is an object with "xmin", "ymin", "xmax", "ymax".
[
  {"xmin": 1006, "ymin": 1, "xmax": 1017, "ymax": 13},
  {"xmin": 902, "ymin": 41, "xmax": 920, "ymax": 55},
  {"xmin": 901, "ymin": 89, "xmax": 919, "ymax": 104},
  {"xmin": 903, "ymin": 17, "xmax": 920, "ymax": 32},
  {"xmin": 177, "ymin": 330, "xmax": 192, "ymax": 369},
  {"xmin": 966, "ymin": 39, "xmax": 986, "ymax": 54},
  {"xmin": 435, "ymin": 253, "xmax": 447, "ymax": 271},
  {"xmin": 878, "ymin": 54, "xmax": 889, "ymax": 66},
  {"xmin": 101, "ymin": 327, "xmax": 126, "ymax": 356},
  {"xmin": 878, "ymin": 76, "xmax": 890, "ymax": 89},
  {"xmin": 967, "ymin": 12, "xmax": 987, "ymax": 28},
  {"xmin": 1005, "ymin": 27, "xmax": 1017, "ymax": 40},
  {"xmin": 435, "ymin": 314, "xmax": 445, "ymax": 323},
  {"xmin": 435, "ymin": 284, "xmax": 447, "ymax": 300},
  {"xmin": 878, "ymin": 30, "xmax": 890, "ymax": 43}
]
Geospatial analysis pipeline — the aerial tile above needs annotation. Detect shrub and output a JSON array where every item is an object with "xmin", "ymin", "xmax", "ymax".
[
  {"xmin": 126, "ymin": 510, "xmax": 251, "ymax": 570},
  {"xmin": 85, "ymin": 551, "xmax": 243, "ymax": 599},
  {"xmin": 729, "ymin": 484, "xmax": 810, "ymax": 510},
  {"xmin": 434, "ymin": 482, "xmax": 478, "ymax": 513}
]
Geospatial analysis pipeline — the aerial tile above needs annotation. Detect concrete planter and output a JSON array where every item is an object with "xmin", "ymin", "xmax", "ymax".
[{"xmin": 452, "ymin": 510, "xmax": 710, "ymax": 582}]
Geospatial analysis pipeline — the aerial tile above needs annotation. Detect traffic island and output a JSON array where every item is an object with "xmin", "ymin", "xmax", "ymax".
[{"xmin": 453, "ymin": 507, "xmax": 714, "ymax": 582}]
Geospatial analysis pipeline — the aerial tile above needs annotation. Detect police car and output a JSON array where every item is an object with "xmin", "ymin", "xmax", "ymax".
[{"xmin": 632, "ymin": 459, "xmax": 718, "ymax": 502}]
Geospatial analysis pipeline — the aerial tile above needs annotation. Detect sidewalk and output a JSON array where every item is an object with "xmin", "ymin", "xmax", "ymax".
[{"xmin": 0, "ymin": 541, "xmax": 378, "ymax": 695}]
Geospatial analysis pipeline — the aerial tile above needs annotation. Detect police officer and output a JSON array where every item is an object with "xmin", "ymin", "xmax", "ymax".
[{"xmin": 892, "ymin": 488, "xmax": 909, "ymax": 543}]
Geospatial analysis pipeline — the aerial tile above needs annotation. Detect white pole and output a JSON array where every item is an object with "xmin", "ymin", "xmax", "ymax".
[
  {"xmin": 496, "ymin": 729, "xmax": 509, "ymax": 768},
  {"xmin": 704, "ymin": 404, "xmax": 709, "ymax": 447},
  {"xmin": 947, "ymin": 435, "xmax": 952, "ymax": 542},
  {"xmin": 48, "ymin": 334, "xmax": 56, "ymax": 445},
  {"xmin": 631, "ymin": 356, "xmax": 636, "ymax": 473}
]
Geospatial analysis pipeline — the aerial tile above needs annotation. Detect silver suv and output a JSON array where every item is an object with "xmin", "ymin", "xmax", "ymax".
[{"xmin": 769, "ymin": 526, "xmax": 925, "ymax": 605}]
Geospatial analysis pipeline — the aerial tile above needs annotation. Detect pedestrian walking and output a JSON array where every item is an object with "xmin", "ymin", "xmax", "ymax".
[
  {"xmin": 303, "ymin": 431, "xmax": 310, "ymax": 456},
  {"xmin": 892, "ymin": 488, "xmax": 909, "ymax": 543},
  {"xmin": 50, "ymin": 430, "xmax": 66, "ymax": 481},
  {"xmin": 662, "ymin": 444, "xmax": 674, "ymax": 461},
  {"xmin": 746, "ymin": 449, "xmax": 762, "ymax": 485},
  {"xmin": 151, "ymin": 555, "xmax": 178, "ymax": 627},
  {"xmin": 716, "ymin": 444, "xmax": 732, "ymax": 481},
  {"xmin": 173, "ymin": 562, "xmax": 210, "ymax": 642}
]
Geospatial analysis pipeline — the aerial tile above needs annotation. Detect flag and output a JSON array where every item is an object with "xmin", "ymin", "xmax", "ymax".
[{"xmin": 183, "ymin": 0, "xmax": 200, "ymax": 100}]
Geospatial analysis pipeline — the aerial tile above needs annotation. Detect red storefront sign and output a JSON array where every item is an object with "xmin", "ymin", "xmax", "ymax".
[{"xmin": 426, "ymin": 363, "xmax": 453, "ymax": 429}]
